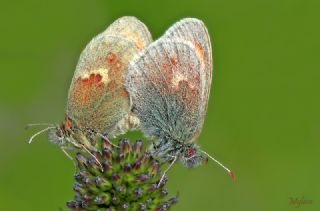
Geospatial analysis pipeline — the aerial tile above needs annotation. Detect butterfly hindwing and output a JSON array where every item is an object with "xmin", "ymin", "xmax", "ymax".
[
  {"xmin": 126, "ymin": 39, "xmax": 205, "ymax": 142},
  {"xmin": 125, "ymin": 18, "xmax": 225, "ymax": 170},
  {"xmin": 163, "ymin": 18, "xmax": 212, "ymax": 127}
]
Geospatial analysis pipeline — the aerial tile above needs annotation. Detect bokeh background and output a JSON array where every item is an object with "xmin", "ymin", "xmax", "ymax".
[{"xmin": 1, "ymin": 0, "xmax": 319, "ymax": 210}]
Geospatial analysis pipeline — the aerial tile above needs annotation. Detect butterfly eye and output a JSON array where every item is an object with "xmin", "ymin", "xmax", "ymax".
[
  {"xmin": 185, "ymin": 147, "xmax": 196, "ymax": 158},
  {"xmin": 65, "ymin": 118, "xmax": 72, "ymax": 129},
  {"xmin": 56, "ymin": 129, "xmax": 63, "ymax": 138}
]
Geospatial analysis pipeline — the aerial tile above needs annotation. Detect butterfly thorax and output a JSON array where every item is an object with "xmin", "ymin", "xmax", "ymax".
[{"xmin": 150, "ymin": 137, "xmax": 207, "ymax": 168}]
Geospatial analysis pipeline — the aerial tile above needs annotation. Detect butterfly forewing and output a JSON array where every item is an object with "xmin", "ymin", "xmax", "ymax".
[
  {"xmin": 67, "ymin": 16, "xmax": 152, "ymax": 136},
  {"xmin": 105, "ymin": 16, "xmax": 152, "ymax": 50},
  {"xmin": 126, "ymin": 39, "xmax": 205, "ymax": 142}
]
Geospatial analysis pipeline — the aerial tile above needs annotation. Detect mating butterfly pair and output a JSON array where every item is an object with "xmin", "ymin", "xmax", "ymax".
[{"xmin": 28, "ymin": 16, "xmax": 233, "ymax": 180}]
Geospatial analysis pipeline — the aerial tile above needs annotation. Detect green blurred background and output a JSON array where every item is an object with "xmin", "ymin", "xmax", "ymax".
[{"xmin": 1, "ymin": 0, "xmax": 319, "ymax": 210}]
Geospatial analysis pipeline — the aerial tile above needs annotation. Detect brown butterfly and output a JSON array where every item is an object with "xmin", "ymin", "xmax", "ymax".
[{"xmin": 28, "ymin": 16, "xmax": 151, "ymax": 163}]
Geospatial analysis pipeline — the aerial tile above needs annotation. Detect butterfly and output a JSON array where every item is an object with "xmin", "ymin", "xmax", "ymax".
[
  {"xmin": 28, "ymin": 16, "xmax": 151, "ymax": 161},
  {"xmin": 126, "ymin": 18, "xmax": 234, "ymax": 183}
]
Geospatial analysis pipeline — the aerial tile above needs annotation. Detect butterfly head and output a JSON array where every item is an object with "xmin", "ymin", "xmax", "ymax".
[
  {"xmin": 180, "ymin": 143, "xmax": 207, "ymax": 168},
  {"xmin": 48, "ymin": 126, "xmax": 67, "ymax": 146},
  {"xmin": 48, "ymin": 117, "xmax": 74, "ymax": 146}
]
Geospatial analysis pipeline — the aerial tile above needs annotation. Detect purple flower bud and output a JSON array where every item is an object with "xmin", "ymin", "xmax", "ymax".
[
  {"xmin": 133, "ymin": 140, "xmax": 143, "ymax": 155},
  {"xmin": 111, "ymin": 172, "xmax": 120, "ymax": 181},
  {"xmin": 82, "ymin": 193, "xmax": 94, "ymax": 202},
  {"xmin": 134, "ymin": 187, "xmax": 143, "ymax": 197},
  {"xmin": 75, "ymin": 153, "xmax": 87, "ymax": 166},
  {"xmin": 135, "ymin": 173, "xmax": 151, "ymax": 182},
  {"xmin": 94, "ymin": 193, "xmax": 111, "ymax": 205},
  {"xmin": 73, "ymin": 183, "xmax": 86, "ymax": 194},
  {"xmin": 103, "ymin": 148, "xmax": 113, "ymax": 159},
  {"xmin": 102, "ymin": 160, "xmax": 112, "ymax": 172},
  {"xmin": 123, "ymin": 163, "xmax": 132, "ymax": 172},
  {"xmin": 102, "ymin": 137, "xmax": 112, "ymax": 149}
]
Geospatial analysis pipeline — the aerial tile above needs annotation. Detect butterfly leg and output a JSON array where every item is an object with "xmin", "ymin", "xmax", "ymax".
[
  {"xmin": 61, "ymin": 146, "xmax": 78, "ymax": 173},
  {"xmin": 157, "ymin": 155, "xmax": 178, "ymax": 188},
  {"xmin": 79, "ymin": 144, "xmax": 104, "ymax": 172},
  {"xmin": 66, "ymin": 137, "xmax": 104, "ymax": 172},
  {"xmin": 97, "ymin": 133, "xmax": 120, "ymax": 148},
  {"xmin": 61, "ymin": 146, "xmax": 73, "ymax": 160}
]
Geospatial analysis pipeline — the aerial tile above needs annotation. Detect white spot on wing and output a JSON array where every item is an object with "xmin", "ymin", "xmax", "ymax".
[
  {"xmin": 80, "ymin": 68, "xmax": 110, "ymax": 84},
  {"xmin": 172, "ymin": 72, "xmax": 186, "ymax": 88}
]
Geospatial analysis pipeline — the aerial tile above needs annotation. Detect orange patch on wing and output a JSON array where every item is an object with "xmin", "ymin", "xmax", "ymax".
[
  {"xmin": 108, "ymin": 61, "xmax": 123, "ymax": 79},
  {"xmin": 120, "ymin": 87, "xmax": 129, "ymax": 97},
  {"xmin": 106, "ymin": 52, "xmax": 117, "ymax": 64},
  {"xmin": 115, "ymin": 61, "xmax": 122, "ymax": 69},
  {"xmin": 71, "ymin": 73, "xmax": 105, "ymax": 104},
  {"xmin": 135, "ymin": 40, "xmax": 144, "ymax": 50},
  {"xmin": 81, "ymin": 74, "xmax": 102, "ymax": 85},
  {"xmin": 170, "ymin": 57, "xmax": 178, "ymax": 65},
  {"xmin": 194, "ymin": 42, "xmax": 205, "ymax": 67}
]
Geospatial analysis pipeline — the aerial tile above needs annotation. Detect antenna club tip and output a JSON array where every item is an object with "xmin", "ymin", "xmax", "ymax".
[{"xmin": 229, "ymin": 170, "xmax": 236, "ymax": 181}]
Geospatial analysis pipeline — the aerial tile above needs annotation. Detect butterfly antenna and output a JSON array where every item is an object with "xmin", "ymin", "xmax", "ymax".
[
  {"xmin": 61, "ymin": 147, "xmax": 79, "ymax": 173},
  {"xmin": 25, "ymin": 123, "xmax": 55, "ymax": 129},
  {"xmin": 28, "ymin": 126, "xmax": 56, "ymax": 144},
  {"xmin": 201, "ymin": 150, "xmax": 236, "ymax": 181}
]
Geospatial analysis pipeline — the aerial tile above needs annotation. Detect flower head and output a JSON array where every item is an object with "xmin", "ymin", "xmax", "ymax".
[{"xmin": 67, "ymin": 138, "xmax": 178, "ymax": 210}]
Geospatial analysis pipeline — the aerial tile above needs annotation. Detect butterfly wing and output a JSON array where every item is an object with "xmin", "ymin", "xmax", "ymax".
[
  {"xmin": 162, "ymin": 18, "xmax": 212, "ymax": 127},
  {"xmin": 105, "ymin": 16, "xmax": 152, "ymax": 51},
  {"xmin": 67, "ymin": 16, "xmax": 152, "ymax": 136},
  {"xmin": 126, "ymin": 39, "xmax": 205, "ymax": 142}
]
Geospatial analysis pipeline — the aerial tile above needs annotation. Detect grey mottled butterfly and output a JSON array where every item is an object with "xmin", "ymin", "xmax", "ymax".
[{"xmin": 126, "ymin": 18, "xmax": 234, "ymax": 183}]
